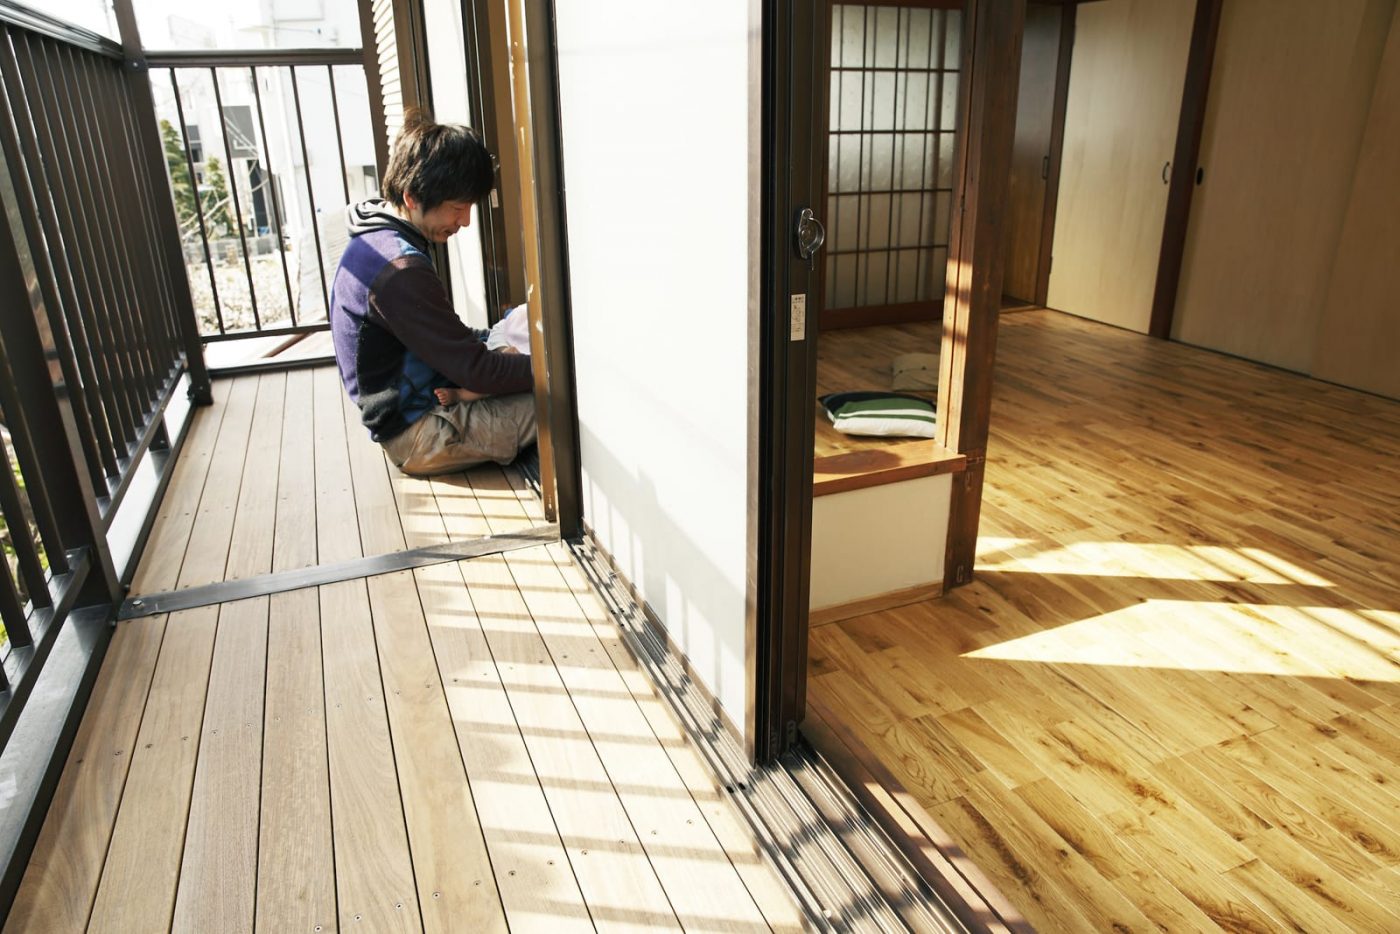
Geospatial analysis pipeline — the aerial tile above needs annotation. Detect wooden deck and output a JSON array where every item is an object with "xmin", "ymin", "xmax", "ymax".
[
  {"xmin": 810, "ymin": 310, "xmax": 1400, "ymax": 932},
  {"xmin": 8, "ymin": 369, "xmax": 804, "ymax": 933}
]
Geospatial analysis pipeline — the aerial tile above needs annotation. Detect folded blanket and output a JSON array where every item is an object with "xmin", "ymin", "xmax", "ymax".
[{"xmin": 820, "ymin": 391, "xmax": 936, "ymax": 438}]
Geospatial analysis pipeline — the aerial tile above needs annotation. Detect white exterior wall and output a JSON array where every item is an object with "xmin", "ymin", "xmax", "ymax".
[{"xmin": 554, "ymin": 1, "xmax": 757, "ymax": 726}]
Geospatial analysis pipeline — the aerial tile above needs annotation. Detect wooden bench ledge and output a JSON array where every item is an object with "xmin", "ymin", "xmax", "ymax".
[{"xmin": 812, "ymin": 440, "xmax": 966, "ymax": 497}]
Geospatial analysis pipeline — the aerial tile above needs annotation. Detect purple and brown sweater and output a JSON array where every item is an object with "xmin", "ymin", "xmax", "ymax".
[{"xmin": 330, "ymin": 199, "xmax": 532, "ymax": 442}]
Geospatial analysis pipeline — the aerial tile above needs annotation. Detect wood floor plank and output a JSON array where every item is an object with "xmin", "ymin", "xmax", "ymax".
[
  {"xmin": 174, "ymin": 375, "xmax": 261, "ymax": 589},
  {"xmin": 811, "ymin": 309, "xmax": 1400, "ymax": 931},
  {"xmin": 171, "ymin": 597, "xmax": 269, "ymax": 933},
  {"xmin": 365, "ymin": 569, "xmax": 509, "ymax": 934},
  {"xmin": 419, "ymin": 473, "xmax": 594, "ymax": 933},
  {"xmin": 543, "ymin": 539, "xmax": 808, "ymax": 934},
  {"xmin": 458, "ymin": 548, "xmax": 682, "ymax": 933},
  {"xmin": 273, "ymin": 368, "xmax": 318, "ymax": 573},
  {"xmin": 129, "ymin": 379, "xmax": 232, "ymax": 595},
  {"xmin": 256, "ymin": 587, "xmax": 336, "ymax": 934},
  {"xmin": 4, "ymin": 617, "xmax": 167, "ymax": 934},
  {"xmin": 224, "ymin": 372, "xmax": 286, "ymax": 580},
  {"xmin": 319, "ymin": 579, "xmax": 421, "ymax": 932},
  {"xmin": 313, "ymin": 365, "xmax": 362, "ymax": 564},
  {"xmin": 503, "ymin": 544, "xmax": 773, "ymax": 933},
  {"xmin": 344, "ymin": 388, "xmax": 406, "ymax": 556},
  {"xmin": 86, "ymin": 606, "xmax": 219, "ymax": 932}
]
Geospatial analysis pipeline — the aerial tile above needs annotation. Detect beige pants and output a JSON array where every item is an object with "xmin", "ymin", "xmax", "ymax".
[{"xmin": 382, "ymin": 393, "xmax": 537, "ymax": 476}]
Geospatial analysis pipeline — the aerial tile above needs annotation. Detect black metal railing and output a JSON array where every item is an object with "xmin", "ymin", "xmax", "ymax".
[
  {"xmin": 0, "ymin": 1, "xmax": 219, "ymax": 909},
  {"xmin": 150, "ymin": 50, "xmax": 382, "ymax": 343}
]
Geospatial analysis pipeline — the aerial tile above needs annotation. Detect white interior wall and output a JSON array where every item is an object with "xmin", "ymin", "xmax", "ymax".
[
  {"xmin": 554, "ymin": 1, "xmax": 756, "ymax": 727},
  {"xmin": 423, "ymin": 0, "xmax": 490, "ymax": 328}
]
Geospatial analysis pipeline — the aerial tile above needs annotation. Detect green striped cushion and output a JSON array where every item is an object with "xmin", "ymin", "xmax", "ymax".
[{"xmin": 820, "ymin": 392, "xmax": 936, "ymax": 438}]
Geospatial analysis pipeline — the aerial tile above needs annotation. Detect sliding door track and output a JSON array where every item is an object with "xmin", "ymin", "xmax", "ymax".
[{"xmin": 118, "ymin": 525, "xmax": 559, "ymax": 619}]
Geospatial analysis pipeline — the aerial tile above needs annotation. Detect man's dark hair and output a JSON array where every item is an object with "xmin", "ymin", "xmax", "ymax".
[{"xmin": 381, "ymin": 109, "xmax": 495, "ymax": 211}]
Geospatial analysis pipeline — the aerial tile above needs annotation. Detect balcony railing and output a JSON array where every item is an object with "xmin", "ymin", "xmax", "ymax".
[{"xmin": 0, "ymin": 0, "xmax": 387, "ymax": 913}]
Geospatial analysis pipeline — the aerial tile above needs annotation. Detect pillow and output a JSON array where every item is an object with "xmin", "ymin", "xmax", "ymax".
[
  {"xmin": 820, "ymin": 391, "xmax": 936, "ymax": 438},
  {"xmin": 891, "ymin": 352, "xmax": 939, "ymax": 392}
]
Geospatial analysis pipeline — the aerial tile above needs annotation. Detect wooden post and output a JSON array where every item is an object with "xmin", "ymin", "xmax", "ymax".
[{"xmin": 936, "ymin": 0, "xmax": 1025, "ymax": 589}]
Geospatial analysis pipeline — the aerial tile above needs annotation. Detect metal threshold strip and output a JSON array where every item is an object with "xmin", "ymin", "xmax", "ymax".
[
  {"xmin": 570, "ymin": 536, "xmax": 970, "ymax": 933},
  {"xmin": 118, "ymin": 525, "xmax": 559, "ymax": 619}
]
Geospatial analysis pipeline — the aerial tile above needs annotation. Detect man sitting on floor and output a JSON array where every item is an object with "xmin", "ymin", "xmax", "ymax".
[{"xmin": 330, "ymin": 110, "xmax": 535, "ymax": 476}]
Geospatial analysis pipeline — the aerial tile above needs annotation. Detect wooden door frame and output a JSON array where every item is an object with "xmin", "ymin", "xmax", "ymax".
[{"xmin": 1148, "ymin": 0, "xmax": 1223, "ymax": 338}]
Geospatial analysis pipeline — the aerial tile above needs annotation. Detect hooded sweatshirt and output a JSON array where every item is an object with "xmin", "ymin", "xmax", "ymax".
[{"xmin": 330, "ymin": 199, "xmax": 533, "ymax": 442}]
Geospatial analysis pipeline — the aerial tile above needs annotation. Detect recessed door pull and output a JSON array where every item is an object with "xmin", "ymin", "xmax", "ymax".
[{"xmin": 1162, "ymin": 161, "xmax": 1171, "ymax": 184}]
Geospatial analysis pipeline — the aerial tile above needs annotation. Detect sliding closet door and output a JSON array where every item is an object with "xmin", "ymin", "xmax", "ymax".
[
  {"xmin": 823, "ymin": 2, "xmax": 961, "ymax": 329},
  {"xmin": 1046, "ymin": 0, "xmax": 1194, "ymax": 333},
  {"xmin": 1171, "ymin": 0, "xmax": 1394, "ymax": 372}
]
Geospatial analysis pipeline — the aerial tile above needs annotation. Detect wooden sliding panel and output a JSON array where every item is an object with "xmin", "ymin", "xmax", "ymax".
[
  {"xmin": 999, "ymin": 2, "xmax": 1062, "ymax": 306},
  {"xmin": 1045, "ymin": 0, "xmax": 1194, "ymax": 333},
  {"xmin": 936, "ymin": 0, "xmax": 1024, "ymax": 588},
  {"xmin": 1172, "ymin": 0, "xmax": 1394, "ymax": 372},
  {"xmin": 1313, "ymin": 11, "xmax": 1400, "ymax": 400}
]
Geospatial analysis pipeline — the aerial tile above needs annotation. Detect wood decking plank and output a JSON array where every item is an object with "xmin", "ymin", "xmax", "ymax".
[
  {"xmin": 173, "ymin": 376, "xmax": 261, "ymax": 588},
  {"xmin": 420, "ymin": 470, "xmax": 594, "ymax": 933},
  {"xmin": 365, "ymin": 568, "xmax": 508, "ymax": 934},
  {"xmin": 3, "ymin": 617, "xmax": 167, "ymax": 934},
  {"xmin": 273, "ymin": 368, "xmax": 318, "ymax": 572},
  {"xmin": 171, "ymin": 597, "xmax": 269, "ymax": 933},
  {"xmin": 503, "ymin": 542, "xmax": 773, "ymax": 933},
  {"xmin": 313, "ymin": 365, "xmax": 362, "ymax": 564},
  {"xmin": 86, "ymin": 606, "xmax": 219, "ymax": 932},
  {"xmin": 543, "ymin": 539, "xmax": 808, "ymax": 933},
  {"xmin": 128, "ymin": 380, "xmax": 232, "ymax": 595},
  {"xmin": 256, "ymin": 587, "xmax": 336, "ymax": 934},
  {"xmin": 224, "ymin": 373, "xmax": 287, "ymax": 580},
  {"xmin": 319, "ymin": 579, "xmax": 421, "ymax": 932}
]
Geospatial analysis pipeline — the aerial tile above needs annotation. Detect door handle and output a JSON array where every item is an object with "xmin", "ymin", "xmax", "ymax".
[
  {"xmin": 795, "ymin": 207, "xmax": 825, "ymax": 264},
  {"xmin": 1162, "ymin": 161, "xmax": 1171, "ymax": 184}
]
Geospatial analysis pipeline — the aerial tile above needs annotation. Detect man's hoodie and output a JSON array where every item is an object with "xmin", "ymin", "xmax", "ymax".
[{"xmin": 330, "ymin": 199, "xmax": 532, "ymax": 442}]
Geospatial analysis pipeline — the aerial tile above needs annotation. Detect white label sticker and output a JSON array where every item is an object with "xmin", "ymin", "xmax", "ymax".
[
  {"xmin": 489, "ymin": 188, "xmax": 500, "ymax": 209},
  {"xmin": 790, "ymin": 293, "xmax": 807, "ymax": 341}
]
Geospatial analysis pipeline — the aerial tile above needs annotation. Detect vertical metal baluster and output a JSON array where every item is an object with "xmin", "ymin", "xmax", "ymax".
[
  {"xmin": 250, "ymin": 65, "xmax": 298, "ymax": 325},
  {"xmin": 290, "ymin": 65, "xmax": 330, "ymax": 317},
  {"xmin": 0, "ymin": 551, "xmax": 32, "ymax": 648},
  {"xmin": 36, "ymin": 40, "xmax": 136, "ymax": 453},
  {"xmin": 328, "ymin": 64, "xmax": 353, "ymax": 206},
  {"xmin": 211, "ymin": 66, "xmax": 262, "ymax": 331},
  {"xmin": 109, "ymin": 59, "xmax": 181, "ymax": 380},
  {"xmin": 86, "ymin": 53, "xmax": 163, "ymax": 402},
  {"xmin": 171, "ymin": 68, "xmax": 226, "ymax": 335},
  {"xmin": 0, "ymin": 430, "xmax": 50, "ymax": 611},
  {"xmin": 6, "ymin": 35, "xmax": 115, "ymax": 485},
  {"xmin": 67, "ymin": 47, "xmax": 152, "ymax": 435}
]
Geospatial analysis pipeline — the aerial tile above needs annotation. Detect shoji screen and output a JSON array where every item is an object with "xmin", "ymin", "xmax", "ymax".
[{"xmin": 825, "ymin": 3, "xmax": 961, "ymax": 324}]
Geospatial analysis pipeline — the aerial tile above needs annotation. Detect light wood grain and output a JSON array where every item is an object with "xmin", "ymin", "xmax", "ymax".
[
  {"xmin": 87, "ymin": 607, "xmax": 219, "ymax": 932},
  {"xmin": 3, "ymin": 616, "xmax": 167, "ymax": 934},
  {"xmin": 813, "ymin": 309, "xmax": 1400, "ymax": 932},
  {"xmin": 320, "ymin": 579, "xmax": 421, "ymax": 932},
  {"xmin": 128, "ymin": 380, "xmax": 232, "ymax": 595},
  {"xmin": 171, "ymin": 597, "xmax": 268, "ymax": 933}
]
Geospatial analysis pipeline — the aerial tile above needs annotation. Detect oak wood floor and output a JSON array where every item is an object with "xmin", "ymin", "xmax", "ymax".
[
  {"xmin": 9, "ymin": 369, "xmax": 804, "ymax": 934},
  {"xmin": 810, "ymin": 310, "xmax": 1400, "ymax": 933}
]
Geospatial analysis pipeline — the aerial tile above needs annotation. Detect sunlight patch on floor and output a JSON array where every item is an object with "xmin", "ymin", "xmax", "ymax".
[
  {"xmin": 976, "ymin": 539, "xmax": 1335, "ymax": 586},
  {"xmin": 964, "ymin": 599, "xmax": 1399, "ymax": 681}
]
